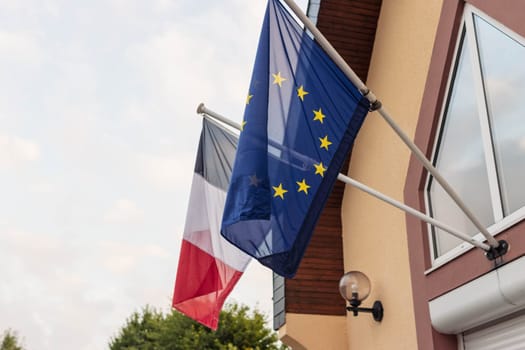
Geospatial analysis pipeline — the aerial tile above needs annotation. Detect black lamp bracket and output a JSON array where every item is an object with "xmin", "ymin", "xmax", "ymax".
[{"xmin": 346, "ymin": 301, "xmax": 383, "ymax": 322}]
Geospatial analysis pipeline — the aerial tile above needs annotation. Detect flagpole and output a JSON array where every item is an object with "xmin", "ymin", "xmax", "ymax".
[
  {"xmin": 197, "ymin": 103, "xmax": 242, "ymax": 130},
  {"xmin": 196, "ymin": 103, "xmax": 491, "ymax": 251},
  {"xmin": 336, "ymin": 173, "xmax": 491, "ymax": 251},
  {"xmin": 280, "ymin": 0, "xmax": 499, "ymax": 249}
]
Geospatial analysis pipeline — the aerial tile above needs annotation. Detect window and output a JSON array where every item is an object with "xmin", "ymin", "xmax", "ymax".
[{"xmin": 427, "ymin": 5, "xmax": 525, "ymax": 263}]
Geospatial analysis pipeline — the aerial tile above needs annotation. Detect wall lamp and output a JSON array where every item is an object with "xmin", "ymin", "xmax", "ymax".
[{"xmin": 339, "ymin": 271, "xmax": 384, "ymax": 322}]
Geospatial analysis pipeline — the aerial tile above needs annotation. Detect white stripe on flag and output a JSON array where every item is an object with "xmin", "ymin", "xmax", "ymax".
[{"xmin": 184, "ymin": 173, "xmax": 251, "ymax": 272}]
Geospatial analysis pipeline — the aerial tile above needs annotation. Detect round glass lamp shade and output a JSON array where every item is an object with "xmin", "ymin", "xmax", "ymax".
[{"xmin": 339, "ymin": 271, "xmax": 371, "ymax": 302}]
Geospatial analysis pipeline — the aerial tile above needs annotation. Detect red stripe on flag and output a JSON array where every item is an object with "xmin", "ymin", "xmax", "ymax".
[{"xmin": 172, "ymin": 239, "xmax": 243, "ymax": 330}]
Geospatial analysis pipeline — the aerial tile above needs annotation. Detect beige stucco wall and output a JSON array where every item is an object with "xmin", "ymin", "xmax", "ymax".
[
  {"xmin": 341, "ymin": 0, "xmax": 443, "ymax": 349},
  {"xmin": 279, "ymin": 313, "xmax": 348, "ymax": 350}
]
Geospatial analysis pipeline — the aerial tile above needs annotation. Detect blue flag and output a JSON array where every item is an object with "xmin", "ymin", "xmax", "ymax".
[{"xmin": 221, "ymin": 0, "xmax": 369, "ymax": 278}]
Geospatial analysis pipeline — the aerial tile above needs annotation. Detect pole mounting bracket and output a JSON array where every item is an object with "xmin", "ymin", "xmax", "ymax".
[{"xmin": 485, "ymin": 240, "xmax": 509, "ymax": 261}]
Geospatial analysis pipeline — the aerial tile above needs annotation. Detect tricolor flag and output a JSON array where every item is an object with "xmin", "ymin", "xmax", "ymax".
[
  {"xmin": 172, "ymin": 117, "xmax": 251, "ymax": 330},
  {"xmin": 221, "ymin": 0, "xmax": 369, "ymax": 278}
]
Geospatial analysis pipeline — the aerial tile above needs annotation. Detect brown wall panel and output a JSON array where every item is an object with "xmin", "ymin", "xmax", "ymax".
[
  {"xmin": 317, "ymin": 0, "xmax": 382, "ymax": 82},
  {"xmin": 283, "ymin": 0, "xmax": 381, "ymax": 317}
]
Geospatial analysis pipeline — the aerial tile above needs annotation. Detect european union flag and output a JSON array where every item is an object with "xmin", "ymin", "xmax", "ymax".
[{"xmin": 221, "ymin": 0, "xmax": 369, "ymax": 278}]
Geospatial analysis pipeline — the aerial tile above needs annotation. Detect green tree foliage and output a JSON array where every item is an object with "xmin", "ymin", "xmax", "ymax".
[
  {"xmin": 109, "ymin": 303, "xmax": 288, "ymax": 350},
  {"xmin": 0, "ymin": 329, "xmax": 24, "ymax": 350}
]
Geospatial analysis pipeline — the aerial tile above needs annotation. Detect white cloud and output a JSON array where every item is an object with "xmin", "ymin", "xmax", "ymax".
[
  {"xmin": 520, "ymin": 137, "xmax": 525, "ymax": 151},
  {"xmin": 126, "ymin": 27, "xmax": 215, "ymax": 109},
  {"xmin": 124, "ymin": 2, "xmax": 265, "ymax": 124},
  {"xmin": 136, "ymin": 152, "xmax": 194, "ymax": 191},
  {"xmin": 104, "ymin": 198, "xmax": 145, "ymax": 224},
  {"xmin": 27, "ymin": 181, "xmax": 55, "ymax": 194},
  {"xmin": 98, "ymin": 240, "xmax": 171, "ymax": 274},
  {"xmin": 0, "ymin": 133, "xmax": 40, "ymax": 168},
  {"xmin": 42, "ymin": 60, "xmax": 99, "ymax": 115},
  {"xmin": 151, "ymin": 0, "xmax": 179, "ymax": 13},
  {"xmin": 0, "ymin": 0, "xmax": 59, "ymax": 17},
  {"xmin": 0, "ymin": 30, "xmax": 43, "ymax": 65}
]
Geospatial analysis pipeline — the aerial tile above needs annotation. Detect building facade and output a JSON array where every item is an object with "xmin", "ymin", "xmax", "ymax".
[{"xmin": 276, "ymin": 0, "xmax": 525, "ymax": 349}]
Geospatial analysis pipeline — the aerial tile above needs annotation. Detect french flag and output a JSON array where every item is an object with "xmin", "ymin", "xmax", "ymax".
[{"xmin": 172, "ymin": 117, "xmax": 251, "ymax": 330}]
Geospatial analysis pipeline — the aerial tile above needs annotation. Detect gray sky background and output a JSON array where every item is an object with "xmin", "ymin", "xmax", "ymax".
[{"xmin": 0, "ymin": 0, "xmax": 307, "ymax": 348}]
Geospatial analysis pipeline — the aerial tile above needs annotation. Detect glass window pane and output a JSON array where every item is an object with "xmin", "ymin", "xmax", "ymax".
[
  {"xmin": 475, "ymin": 15, "xmax": 525, "ymax": 214},
  {"xmin": 428, "ymin": 33, "xmax": 495, "ymax": 257}
]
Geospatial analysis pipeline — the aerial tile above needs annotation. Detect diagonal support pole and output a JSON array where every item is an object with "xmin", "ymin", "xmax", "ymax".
[
  {"xmin": 196, "ymin": 103, "xmax": 491, "ymax": 252},
  {"xmin": 281, "ymin": 0, "xmax": 500, "ymax": 249}
]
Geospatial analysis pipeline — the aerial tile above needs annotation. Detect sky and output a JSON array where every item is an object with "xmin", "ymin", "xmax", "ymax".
[{"xmin": 0, "ymin": 0, "xmax": 308, "ymax": 348}]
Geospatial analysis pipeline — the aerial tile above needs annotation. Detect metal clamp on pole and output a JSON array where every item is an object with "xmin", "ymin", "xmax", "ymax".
[
  {"xmin": 485, "ymin": 240, "xmax": 509, "ymax": 261},
  {"xmin": 369, "ymin": 100, "xmax": 382, "ymax": 112}
]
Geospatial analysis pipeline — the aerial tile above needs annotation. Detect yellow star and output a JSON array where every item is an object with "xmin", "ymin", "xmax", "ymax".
[
  {"xmin": 246, "ymin": 94, "xmax": 253, "ymax": 105},
  {"xmin": 297, "ymin": 85, "xmax": 309, "ymax": 101},
  {"xmin": 272, "ymin": 72, "xmax": 287, "ymax": 87},
  {"xmin": 313, "ymin": 108, "xmax": 326, "ymax": 123},
  {"xmin": 272, "ymin": 183, "xmax": 288, "ymax": 199},
  {"xmin": 319, "ymin": 135, "xmax": 332, "ymax": 150},
  {"xmin": 240, "ymin": 120, "xmax": 247, "ymax": 131},
  {"xmin": 314, "ymin": 162, "xmax": 327, "ymax": 177},
  {"xmin": 296, "ymin": 179, "xmax": 310, "ymax": 194}
]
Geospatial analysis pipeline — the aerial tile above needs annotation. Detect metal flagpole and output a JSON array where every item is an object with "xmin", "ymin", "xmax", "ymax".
[
  {"xmin": 196, "ymin": 103, "xmax": 491, "ymax": 251},
  {"xmin": 197, "ymin": 103, "xmax": 242, "ymax": 131},
  {"xmin": 336, "ymin": 173, "xmax": 491, "ymax": 251},
  {"xmin": 281, "ymin": 0, "xmax": 500, "ymax": 249}
]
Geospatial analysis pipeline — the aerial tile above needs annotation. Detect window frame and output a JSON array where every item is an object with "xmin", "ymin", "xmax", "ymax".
[
  {"xmin": 425, "ymin": 4, "xmax": 525, "ymax": 267},
  {"xmin": 405, "ymin": 1, "xmax": 525, "ymax": 348}
]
